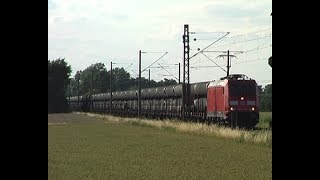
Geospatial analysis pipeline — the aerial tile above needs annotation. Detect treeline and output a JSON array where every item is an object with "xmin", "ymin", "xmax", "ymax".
[
  {"xmin": 48, "ymin": 59, "xmax": 177, "ymax": 113},
  {"xmin": 48, "ymin": 58, "xmax": 71, "ymax": 113},
  {"xmin": 259, "ymin": 84, "xmax": 272, "ymax": 112},
  {"xmin": 66, "ymin": 62, "xmax": 177, "ymax": 97}
]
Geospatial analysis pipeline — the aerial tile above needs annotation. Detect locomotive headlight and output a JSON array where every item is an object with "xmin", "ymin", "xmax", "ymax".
[
  {"xmin": 251, "ymin": 107, "xmax": 255, "ymax": 111},
  {"xmin": 241, "ymin": 97, "xmax": 244, "ymax": 100},
  {"xmin": 230, "ymin": 107, "xmax": 234, "ymax": 111}
]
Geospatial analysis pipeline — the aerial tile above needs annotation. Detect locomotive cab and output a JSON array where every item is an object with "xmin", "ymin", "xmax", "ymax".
[
  {"xmin": 226, "ymin": 74, "xmax": 259, "ymax": 128},
  {"xmin": 207, "ymin": 74, "xmax": 259, "ymax": 128}
]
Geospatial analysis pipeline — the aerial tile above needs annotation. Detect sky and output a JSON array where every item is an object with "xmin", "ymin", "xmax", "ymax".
[{"xmin": 48, "ymin": 0, "xmax": 272, "ymax": 87}]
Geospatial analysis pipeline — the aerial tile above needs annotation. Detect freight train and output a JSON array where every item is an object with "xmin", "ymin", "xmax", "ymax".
[{"xmin": 68, "ymin": 74, "xmax": 259, "ymax": 128}]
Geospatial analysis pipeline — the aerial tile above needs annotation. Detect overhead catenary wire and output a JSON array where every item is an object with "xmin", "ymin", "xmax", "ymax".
[
  {"xmin": 194, "ymin": 28, "xmax": 272, "ymax": 41},
  {"xmin": 79, "ymin": 26, "xmax": 272, "ymax": 92},
  {"xmin": 230, "ymin": 28, "xmax": 272, "ymax": 38},
  {"xmin": 189, "ymin": 35, "xmax": 271, "ymax": 66},
  {"xmin": 200, "ymin": 52, "xmax": 227, "ymax": 73},
  {"xmin": 190, "ymin": 29, "xmax": 272, "ymax": 65},
  {"xmin": 233, "ymin": 57, "xmax": 270, "ymax": 64},
  {"xmin": 141, "ymin": 52, "xmax": 168, "ymax": 73},
  {"xmin": 202, "ymin": 34, "xmax": 272, "ymax": 49},
  {"xmin": 240, "ymin": 44, "xmax": 272, "ymax": 54},
  {"xmin": 189, "ymin": 32, "xmax": 230, "ymax": 60},
  {"xmin": 158, "ymin": 63, "xmax": 179, "ymax": 81}
]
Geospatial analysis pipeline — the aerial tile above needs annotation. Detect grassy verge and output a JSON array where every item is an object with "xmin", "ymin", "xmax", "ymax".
[
  {"xmin": 256, "ymin": 112, "xmax": 272, "ymax": 129},
  {"xmin": 49, "ymin": 113, "xmax": 272, "ymax": 180},
  {"xmin": 82, "ymin": 112, "xmax": 272, "ymax": 146}
]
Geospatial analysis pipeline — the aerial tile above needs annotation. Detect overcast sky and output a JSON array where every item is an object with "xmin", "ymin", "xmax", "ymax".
[{"xmin": 48, "ymin": 0, "xmax": 272, "ymax": 87}]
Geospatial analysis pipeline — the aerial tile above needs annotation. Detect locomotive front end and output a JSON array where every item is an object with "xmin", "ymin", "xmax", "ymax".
[{"xmin": 226, "ymin": 74, "xmax": 259, "ymax": 128}]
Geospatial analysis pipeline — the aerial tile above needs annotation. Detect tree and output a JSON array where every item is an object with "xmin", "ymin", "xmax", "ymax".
[
  {"xmin": 112, "ymin": 67, "xmax": 131, "ymax": 91},
  {"xmin": 77, "ymin": 63, "xmax": 109, "ymax": 95},
  {"xmin": 67, "ymin": 62, "xmax": 179, "ymax": 95},
  {"xmin": 157, "ymin": 78, "xmax": 177, "ymax": 86},
  {"xmin": 48, "ymin": 58, "xmax": 72, "ymax": 113},
  {"xmin": 259, "ymin": 84, "xmax": 272, "ymax": 111}
]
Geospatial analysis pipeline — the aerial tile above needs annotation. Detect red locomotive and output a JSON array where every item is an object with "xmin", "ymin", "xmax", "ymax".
[{"xmin": 206, "ymin": 74, "xmax": 259, "ymax": 128}]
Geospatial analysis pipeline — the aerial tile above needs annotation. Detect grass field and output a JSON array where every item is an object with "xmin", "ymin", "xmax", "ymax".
[
  {"xmin": 48, "ymin": 113, "xmax": 272, "ymax": 179},
  {"xmin": 256, "ymin": 112, "xmax": 272, "ymax": 129}
]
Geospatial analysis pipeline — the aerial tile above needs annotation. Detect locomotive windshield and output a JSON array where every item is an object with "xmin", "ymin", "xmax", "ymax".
[{"xmin": 229, "ymin": 82, "xmax": 256, "ymax": 96}]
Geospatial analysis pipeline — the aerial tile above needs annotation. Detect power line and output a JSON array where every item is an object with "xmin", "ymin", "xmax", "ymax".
[
  {"xmin": 200, "ymin": 52, "xmax": 227, "ymax": 73},
  {"xmin": 194, "ymin": 28, "xmax": 271, "ymax": 41},
  {"xmin": 230, "ymin": 28, "xmax": 272, "ymax": 37},
  {"xmin": 190, "ymin": 56, "xmax": 271, "ymax": 69},
  {"xmin": 124, "ymin": 63, "xmax": 133, "ymax": 71},
  {"xmin": 158, "ymin": 63, "xmax": 179, "ymax": 81},
  {"xmin": 148, "ymin": 65, "xmax": 170, "ymax": 68},
  {"xmin": 141, "ymin": 52, "xmax": 168, "ymax": 73},
  {"xmin": 131, "ymin": 70, "xmax": 138, "ymax": 76},
  {"xmin": 233, "ymin": 57, "xmax": 270, "ymax": 65},
  {"xmin": 240, "ymin": 44, "xmax": 272, "ymax": 54},
  {"xmin": 203, "ymin": 34, "xmax": 272, "ymax": 49},
  {"xmin": 189, "ymin": 32, "xmax": 230, "ymax": 60},
  {"xmin": 190, "ymin": 65, "xmax": 220, "ymax": 70},
  {"xmin": 190, "ymin": 31, "xmax": 229, "ymax": 35}
]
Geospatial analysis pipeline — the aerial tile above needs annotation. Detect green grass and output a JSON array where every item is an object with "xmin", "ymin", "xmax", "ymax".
[
  {"xmin": 48, "ymin": 113, "xmax": 272, "ymax": 180},
  {"xmin": 256, "ymin": 112, "xmax": 272, "ymax": 129},
  {"xmin": 83, "ymin": 113, "xmax": 272, "ymax": 146}
]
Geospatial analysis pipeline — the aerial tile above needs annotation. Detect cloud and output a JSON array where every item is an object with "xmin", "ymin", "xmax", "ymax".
[
  {"xmin": 206, "ymin": 4, "xmax": 262, "ymax": 18},
  {"xmin": 112, "ymin": 14, "xmax": 129, "ymax": 21},
  {"xmin": 48, "ymin": 0, "xmax": 272, "ymax": 83}
]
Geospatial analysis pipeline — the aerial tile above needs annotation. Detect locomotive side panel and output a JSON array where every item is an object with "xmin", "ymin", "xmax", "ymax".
[
  {"xmin": 206, "ymin": 87, "xmax": 215, "ymax": 114},
  {"xmin": 215, "ymin": 87, "xmax": 225, "ymax": 113}
]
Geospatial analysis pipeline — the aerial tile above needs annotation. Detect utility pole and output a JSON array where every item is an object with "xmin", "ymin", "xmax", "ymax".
[
  {"xmin": 138, "ymin": 50, "xmax": 141, "ymax": 118},
  {"xmin": 182, "ymin": 24, "xmax": 190, "ymax": 120},
  {"xmin": 214, "ymin": 50, "xmax": 242, "ymax": 77},
  {"xmin": 137, "ymin": 50, "xmax": 166, "ymax": 117},
  {"xmin": 220, "ymin": 50, "xmax": 237, "ymax": 77},
  {"xmin": 110, "ymin": 62, "xmax": 113, "ymax": 114}
]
